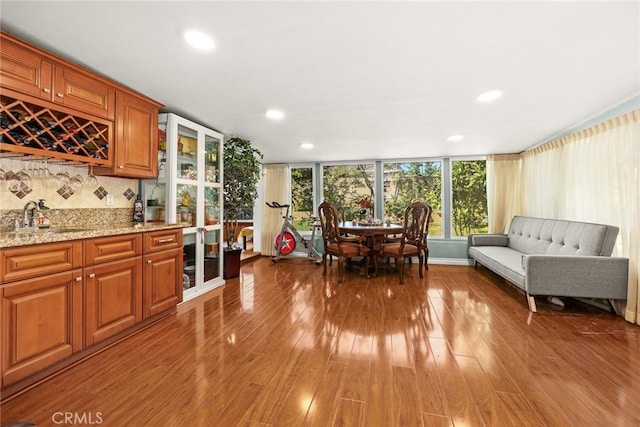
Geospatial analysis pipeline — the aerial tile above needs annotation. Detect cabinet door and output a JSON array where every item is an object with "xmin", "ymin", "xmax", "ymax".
[
  {"xmin": 144, "ymin": 248, "xmax": 183, "ymax": 318},
  {"xmin": 112, "ymin": 91, "xmax": 159, "ymax": 178},
  {"xmin": 54, "ymin": 65, "xmax": 115, "ymax": 120},
  {"xmin": 1, "ymin": 269, "xmax": 83, "ymax": 386},
  {"xmin": 84, "ymin": 257, "xmax": 142, "ymax": 346},
  {"xmin": 0, "ymin": 35, "xmax": 53, "ymax": 101}
]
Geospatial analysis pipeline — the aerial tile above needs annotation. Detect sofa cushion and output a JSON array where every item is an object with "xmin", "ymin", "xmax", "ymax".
[
  {"xmin": 468, "ymin": 246, "xmax": 526, "ymax": 289},
  {"xmin": 507, "ymin": 216, "xmax": 618, "ymax": 256}
]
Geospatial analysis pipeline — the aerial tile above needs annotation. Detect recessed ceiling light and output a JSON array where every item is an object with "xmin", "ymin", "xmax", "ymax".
[
  {"xmin": 184, "ymin": 30, "xmax": 215, "ymax": 51},
  {"xmin": 300, "ymin": 142, "xmax": 314, "ymax": 149},
  {"xmin": 265, "ymin": 109, "xmax": 285, "ymax": 120},
  {"xmin": 447, "ymin": 134, "xmax": 464, "ymax": 142},
  {"xmin": 477, "ymin": 89, "xmax": 503, "ymax": 102}
]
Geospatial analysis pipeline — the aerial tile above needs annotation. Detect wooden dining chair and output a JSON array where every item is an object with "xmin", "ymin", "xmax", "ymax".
[
  {"xmin": 379, "ymin": 202, "xmax": 432, "ymax": 284},
  {"xmin": 318, "ymin": 201, "xmax": 371, "ymax": 283}
]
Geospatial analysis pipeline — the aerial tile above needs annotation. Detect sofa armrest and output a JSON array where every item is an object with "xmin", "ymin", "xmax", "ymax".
[
  {"xmin": 523, "ymin": 255, "xmax": 629, "ymax": 299},
  {"xmin": 468, "ymin": 234, "xmax": 509, "ymax": 247}
]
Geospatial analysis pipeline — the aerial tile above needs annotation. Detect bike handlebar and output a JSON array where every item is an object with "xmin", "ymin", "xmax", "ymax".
[{"xmin": 266, "ymin": 201, "xmax": 290, "ymax": 209}]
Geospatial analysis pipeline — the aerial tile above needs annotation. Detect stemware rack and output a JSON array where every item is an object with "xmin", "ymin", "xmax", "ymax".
[{"xmin": 0, "ymin": 95, "xmax": 111, "ymax": 165}]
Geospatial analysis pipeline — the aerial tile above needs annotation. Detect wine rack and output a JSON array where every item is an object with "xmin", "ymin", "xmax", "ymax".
[{"xmin": 0, "ymin": 95, "xmax": 111, "ymax": 164}]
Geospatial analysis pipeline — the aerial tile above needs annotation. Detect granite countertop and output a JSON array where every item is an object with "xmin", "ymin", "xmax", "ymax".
[{"xmin": 0, "ymin": 222, "xmax": 187, "ymax": 248}]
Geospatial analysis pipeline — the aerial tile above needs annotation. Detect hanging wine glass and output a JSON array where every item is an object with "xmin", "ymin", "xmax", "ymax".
[
  {"xmin": 9, "ymin": 158, "xmax": 32, "ymax": 193},
  {"xmin": 85, "ymin": 164, "xmax": 98, "ymax": 187},
  {"xmin": 55, "ymin": 164, "xmax": 70, "ymax": 188},
  {"xmin": 69, "ymin": 165, "xmax": 84, "ymax": 192}
]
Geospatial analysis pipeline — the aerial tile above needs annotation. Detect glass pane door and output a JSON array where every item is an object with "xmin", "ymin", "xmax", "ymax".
[{"xmin": 156, "ymin": 113, "xmax": 225, "ymax": 302}]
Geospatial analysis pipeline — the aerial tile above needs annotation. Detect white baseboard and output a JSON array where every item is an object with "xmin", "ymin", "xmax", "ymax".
[{"xmin": 428, "ymin": 258, "xmax": 475, "ymax": 266}]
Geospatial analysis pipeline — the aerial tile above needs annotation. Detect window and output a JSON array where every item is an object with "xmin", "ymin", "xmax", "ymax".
[
  {"xmin": 451, "ymin": 159, "xmax": 488, "ymax": 237},
  {"xmin": 383, "ymin": 161, "xmax": 442, "ymax": 236},
  {"xmin": 291, "ymin": 166, "xmax": 314, "ymax": 231},
  {"xmin": 322, "ymin": 163, "xmax": 375, "ymax": 220},
  {"xmin": 289, "ymin": 158, "xmax": 487, "ymax": 241}
]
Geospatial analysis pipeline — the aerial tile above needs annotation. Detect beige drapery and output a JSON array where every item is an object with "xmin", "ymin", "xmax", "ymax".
[
  {"xmin": 486, "ymin": 109, "xmax": 640, "ymax": 324},
  {"xmin": 486, "ymin": 154, "xmax": 523, "ymax": 234},
  {"xmin": 260, "ymin": 164, "xmax": 291, "ymax": 257}
]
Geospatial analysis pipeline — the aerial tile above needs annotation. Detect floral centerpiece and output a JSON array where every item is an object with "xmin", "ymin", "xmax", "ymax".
[
  {"xmin": 358, "ymin": 197, "xmax": 372, "ymax": 217},
  {"xmin": 354, "ymin": 196, "xmax": 380, "ymax": 225}
]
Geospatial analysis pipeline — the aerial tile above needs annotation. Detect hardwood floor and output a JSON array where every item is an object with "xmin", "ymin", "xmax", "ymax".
[{"xmin": 2, "ymin": 257, "xmax": 639, "ymax": 426}]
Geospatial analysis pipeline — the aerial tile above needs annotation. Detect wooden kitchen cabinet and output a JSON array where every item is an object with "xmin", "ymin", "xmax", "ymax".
[
  {"xmin": 0, "ymin": 32, "xmax": 115, "ymax": 120},
  {"xmin": 0, "ymin": 240, "xmax": 83, "ymax": 283},
  {"xmin": 93, "ymin": 90, "xmax": 161, "ymax": 178},
  {"xmin": 1, "ymin": 228, "xmax": 182, "ymax": 395},
  {"xmin": 84, "ymin": 257, "xmax": 143, "ymax": 346},
  {"xmin": 84, "ymin": 234, "xmax": 143, "ymax": 346},
  {"xmin": 1, "ymin": 31, "xmax": 162, "ymax": 176},
  {"xmin": 1, "ymin": 245, "xmax": 83, "ymax": 387},
  {"xmin": 0, "ymin": 34, "xmax": 53, "ymax": 101},
  {"xmin": 143, "ymin": 229, "xmax": 183, "ymax": 318}
]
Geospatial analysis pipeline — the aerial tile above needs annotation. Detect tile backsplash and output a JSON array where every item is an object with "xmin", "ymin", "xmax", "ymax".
[{"xmin": 0, "ymin": 157, "xmax": 140, "ymax": 231}]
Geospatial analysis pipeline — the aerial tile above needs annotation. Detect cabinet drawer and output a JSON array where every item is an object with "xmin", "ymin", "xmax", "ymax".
[
  {"xmin": 0, "ymin": 241, "xmax": 83, "ymax": 283},
  {"xmin": 85, "ymin": 233, "xmax": 142, "ymax": 265},
  {"xmin": 144, "ymin": 229, "xmax": 183, "ymax": 254}
]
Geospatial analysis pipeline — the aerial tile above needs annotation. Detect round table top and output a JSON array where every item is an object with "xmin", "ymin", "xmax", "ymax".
[{"xmin": 338, "ymin": 221, "xmax": 403, "ymax": 236}]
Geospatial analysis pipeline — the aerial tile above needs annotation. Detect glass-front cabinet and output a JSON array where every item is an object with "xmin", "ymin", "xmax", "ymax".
[{"xmin": 143, "ymin": 113, "xmax": 224, "ymax": 301}]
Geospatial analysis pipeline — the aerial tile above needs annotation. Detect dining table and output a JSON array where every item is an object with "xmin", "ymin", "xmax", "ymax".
[{"xmin": 338, "ymin": 221, "xmax": 404, "ymax": 275}]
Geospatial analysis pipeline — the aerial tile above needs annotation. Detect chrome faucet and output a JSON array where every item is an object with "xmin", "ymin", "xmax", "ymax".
[{"xmin": 22, "ymin": 200, "xmax": 38, "ymax": 228}]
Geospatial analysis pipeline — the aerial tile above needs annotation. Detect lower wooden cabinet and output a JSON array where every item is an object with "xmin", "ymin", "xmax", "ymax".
[
  {"xmin": 84, "ymin": 257, "xmax": 143, "ymax": 346},
  {"xmin": 144, "ymin": 248, "xmax": 183, "ymax": 318},
  {"xmin": 1, "ymin": 229, "xmax": 182, "ymax": 392},
  {"xmin": 1, "ymin": 269, "xmax": 83, "ymax": 387}
]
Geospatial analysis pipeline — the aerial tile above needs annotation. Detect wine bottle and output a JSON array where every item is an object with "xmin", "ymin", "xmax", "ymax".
[{"xmin": 133, "ymin": 195, "xmax": 144, "ymax": 223}]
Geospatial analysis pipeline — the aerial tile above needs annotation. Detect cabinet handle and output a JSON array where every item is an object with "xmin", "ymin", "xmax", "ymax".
[
  {"xmin": 89, "ymin": 273, "xmax": 95, "ymax": 278},
  {"xmin": 147, "ymin": 260, "xmax": 153, "ymax": 264},
  {"xmin": 56, "ymin": 93, "xmax": 64, "ymax": 98},
  {"xmin": 43, "ymin": 88, "xmax": 51, "ymax": 93},
  {"xmin": 158, "ymin": 238, "xmax": 174, "ymax": 243},
  {"xmin": 119, "ymin": 165, "xmax": 124, "ymax": 169},
  {"xmin": 75, "ymin": 276, "xmax": 82, "ymax": 282}
]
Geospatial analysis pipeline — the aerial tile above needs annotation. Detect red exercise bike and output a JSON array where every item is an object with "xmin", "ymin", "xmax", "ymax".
[{"xmin": 267, "ymin": 201, "xmax": 322, "ymax": 263}]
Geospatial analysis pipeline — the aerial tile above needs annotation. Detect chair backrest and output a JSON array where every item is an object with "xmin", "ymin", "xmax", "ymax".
[
  {"xmin": 318, "ymin": 202, "xmax": 342, "ymax": 246},
  {"xmin": 401, "ymin": 202, "xmax": 431, "ymax": 247}
]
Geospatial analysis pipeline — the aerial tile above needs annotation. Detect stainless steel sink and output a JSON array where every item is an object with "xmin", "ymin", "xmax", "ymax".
[{"xmin": 46, "ymin": 227, "xmax": 90, "ymax": 233}]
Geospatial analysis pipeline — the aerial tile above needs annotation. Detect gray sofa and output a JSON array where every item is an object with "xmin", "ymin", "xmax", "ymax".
[{"xmin": 468, "ymin": 216, "xmax": 629, "ymax": 312}]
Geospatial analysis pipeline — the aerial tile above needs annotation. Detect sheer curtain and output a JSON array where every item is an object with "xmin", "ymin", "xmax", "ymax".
[
  {"xmin": 260, "ymin": 164, "xmax": 290, "ymax": 257},
  {"xmin": 493, "ymin": 110, "xmax": 639, "ymax": 323},
  {"xmin": 486, "ymin": 154, "xmax": 523, "ymax": 233}
]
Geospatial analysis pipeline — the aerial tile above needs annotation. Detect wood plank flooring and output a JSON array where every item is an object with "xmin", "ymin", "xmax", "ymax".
[{"xmin": 2, "ymin": 257, "xmax": 639, "ymax": 426}]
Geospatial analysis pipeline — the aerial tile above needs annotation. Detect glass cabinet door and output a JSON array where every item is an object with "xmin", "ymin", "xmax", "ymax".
[{"xmin": 147, "ymin": 113, "xmax": 224, "ymax": 302}]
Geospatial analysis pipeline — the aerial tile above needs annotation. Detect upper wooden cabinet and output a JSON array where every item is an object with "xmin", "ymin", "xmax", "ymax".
[
  {"xmin": 53, "ymin": 66, "xmax": 115, "ymax": 120},
  {"xmin": 0, "ymin": 34, "xmax": 115, "ymax": 120},
  {"xmin": 94, "ymin": 91, "xmax": 160, "ymax": 178},
  {"xmin": 1, "ymin": 31, "xmax": 162, "ymax": 177},
  {"xmin": 0, "ymin": 35, "xmax": 53, "ymax": 101}
]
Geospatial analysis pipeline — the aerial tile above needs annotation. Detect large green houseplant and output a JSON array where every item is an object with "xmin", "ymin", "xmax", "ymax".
[{"xmin": 223, "ymin": 136, "xmax": 263, "ymax": 248}]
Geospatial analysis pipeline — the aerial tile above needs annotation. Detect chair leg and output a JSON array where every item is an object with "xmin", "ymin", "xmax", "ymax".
[
  {"xmin": 398, "ymin": 257, "xmax": 405, "ymax": 284},
  {"xmin": 364, "ymin": 253, "xmax": 370, "ymax": 278},
  {"xmin": 424, "ymin": 247, "xmax": 429, "ymax": 270},
  {"xmin": 338, "ymin": 256, "xmax": 345, "ymax": 283},
  {"xmin": 322, "ymin": 253, "xmax": 328, "ymax": 276},
  {"xmin": 418, "ymin": 254, "xmax": 424, "ymax": 278}
]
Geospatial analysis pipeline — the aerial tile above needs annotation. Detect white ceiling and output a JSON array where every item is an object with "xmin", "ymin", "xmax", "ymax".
[{"xmin": 1, "ymin": 1, "xmax": 639, "ymax": 164}]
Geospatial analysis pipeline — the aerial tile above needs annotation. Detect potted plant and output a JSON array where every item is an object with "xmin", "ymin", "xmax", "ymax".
[{"xmin": 223, "ymin": 136, "xmax": 263, "ymax": 278}]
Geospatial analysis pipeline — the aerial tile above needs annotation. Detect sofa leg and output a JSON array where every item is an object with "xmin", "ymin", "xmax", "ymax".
[{"xmin": 527, "ymin": 294, "xmax": 537, "ymax": 312}]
